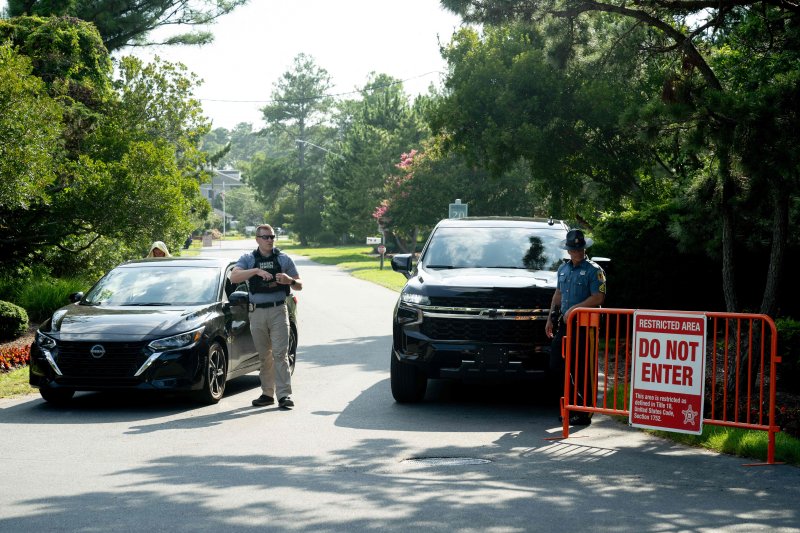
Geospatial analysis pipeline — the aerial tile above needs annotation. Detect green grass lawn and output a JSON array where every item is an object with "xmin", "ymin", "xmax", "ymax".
[
  {"xmin": 284, "ymin": 244, "xmax": 407, "ymax": 292},
  {"xmin": 0, "ymin": 366, "xmax": 35, "ymax": 398}
]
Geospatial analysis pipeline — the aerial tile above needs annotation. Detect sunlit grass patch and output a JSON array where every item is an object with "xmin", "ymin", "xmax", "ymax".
[
  {"xmin": 288, "ymin": 245, "xmax": 407, "ymax": 292},
  {"xmin": 0, "ymin": 366, "xmax": 35, "ymax": 398}
]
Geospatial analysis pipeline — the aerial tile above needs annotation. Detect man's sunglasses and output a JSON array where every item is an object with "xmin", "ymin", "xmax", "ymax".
[{"xmin": 257, "ymin": 234, "xmax": 276, "ymax": 240}]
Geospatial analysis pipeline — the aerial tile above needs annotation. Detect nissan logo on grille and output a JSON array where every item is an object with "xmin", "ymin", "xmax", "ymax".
[{"xmin": 90, "ymin": 344, "xmax": 106, "ymax": 359}]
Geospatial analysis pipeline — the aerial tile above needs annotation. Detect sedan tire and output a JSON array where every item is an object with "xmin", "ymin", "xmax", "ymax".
[
  {"xmin": 195, "ymin": 341, "xmax": 227, "ymax": 404},
  {"xmin": 40, "ymin": 386, "xmax": 75, "ymax": 405},
  {"xmin": 288, "ymin": 323, "xmax": 298, "ymax": 376}
]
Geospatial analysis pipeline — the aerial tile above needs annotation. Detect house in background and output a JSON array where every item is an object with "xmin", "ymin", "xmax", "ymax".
[{"xmin": 201, "ymin": 169, "xmax": 243, "ymax": 230}]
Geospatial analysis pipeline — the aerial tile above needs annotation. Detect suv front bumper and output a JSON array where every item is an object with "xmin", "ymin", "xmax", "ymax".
[{"xmin": 393, "ymin": 303, "xmax": 552, "ymax": 381}]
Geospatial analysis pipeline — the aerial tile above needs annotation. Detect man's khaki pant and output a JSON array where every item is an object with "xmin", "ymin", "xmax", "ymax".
[{"xmin": 250, "ymin": 305, "xmax": 292, "ymax": 399}]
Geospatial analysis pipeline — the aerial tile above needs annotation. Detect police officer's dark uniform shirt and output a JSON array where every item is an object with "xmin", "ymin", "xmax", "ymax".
[{"xmin": 557, "ymin": 257, "xmax": 606, "ymax": 313}]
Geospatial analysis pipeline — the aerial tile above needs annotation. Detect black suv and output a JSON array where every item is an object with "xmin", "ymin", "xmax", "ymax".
[{"xmin": 390, "ymin": 217, "xmax": 572, "ymax": 402}]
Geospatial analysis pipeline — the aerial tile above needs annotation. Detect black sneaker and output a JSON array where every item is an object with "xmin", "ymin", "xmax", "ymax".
[
  {"xmin": 278, "ymin": 396, "xmax": 294, "ymax": 408},
  {"xmin": 252, "ymin": 394, "xmax": 274, "ymax": 407}
]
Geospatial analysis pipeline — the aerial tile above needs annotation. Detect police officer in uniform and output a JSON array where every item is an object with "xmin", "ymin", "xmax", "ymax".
[
  {"xmin": 231, "ymin": 224, "xmax": 302, "ymax": 409},
  {"xmin": 545, "ymin": 229, "xmax": 606, "ymax": 426}
]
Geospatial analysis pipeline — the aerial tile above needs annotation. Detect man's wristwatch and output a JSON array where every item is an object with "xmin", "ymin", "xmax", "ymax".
[{"xmin": 290, "ymin": 278, "xmax": 297, "ymax": 286}]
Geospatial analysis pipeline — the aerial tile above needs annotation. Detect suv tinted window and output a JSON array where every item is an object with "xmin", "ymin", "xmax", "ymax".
[{"xmin": 421, "ymin": 227, "xmax": 567, "ymax": 270}]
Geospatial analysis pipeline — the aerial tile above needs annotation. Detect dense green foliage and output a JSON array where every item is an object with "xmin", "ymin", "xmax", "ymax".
[
  {"xmin": 0, "ymin": 17, "xmax": 210, "ymax": 280},
  {"xmin": 437, "ymin": 0, "xmax": 800, "ymax": 319},
  {"xmin": 323, "ymin": 74, "xmax": 430, "ymax": 243},
  {"xmin": 247, "ymin": 54, "xmax": 335, "ymax": 245},
  {"xmin": 0, "ymin": 300, "xmax": 28, "ymax": 341},
  {"xmin": 0, "ymin": 43, "xmax": 61, "ymax": 211},
  {"xmin": 7, "ymin": 0, "xmax": 248, "ymax": 51},
  {"xmin": 4, "ymin": 3, "xmax": 797, "ymax": 323}
]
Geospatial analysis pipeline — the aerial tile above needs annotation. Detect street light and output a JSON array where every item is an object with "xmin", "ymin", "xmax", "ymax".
[{"xmin": 295, "ymin": 139, "xmax": 345, "ymax": 159}]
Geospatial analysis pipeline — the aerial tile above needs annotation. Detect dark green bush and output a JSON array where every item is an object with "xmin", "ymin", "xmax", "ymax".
[
  {"xmin": 777, "ymin": 318, "xmax": 800, "ymax": 393},
  {"xmin": 16, "ymin": 277, "xmax": 90, "ymax": 323},
  {"xmin": 0, "ymin": 300, "xmax": 29, "ymax": 342},
  {"xmin": 592, "ymin": 205, "xmax": 723, "ymax": 312},
  {"xmin": 314, "ymin": 231, "xmax": 340, "ymax": 247}
]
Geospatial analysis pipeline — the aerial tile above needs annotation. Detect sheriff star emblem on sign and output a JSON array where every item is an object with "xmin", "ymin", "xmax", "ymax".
[{"xmin": 682, "ymin": 404, "xmax": 699, "ymax": 425}]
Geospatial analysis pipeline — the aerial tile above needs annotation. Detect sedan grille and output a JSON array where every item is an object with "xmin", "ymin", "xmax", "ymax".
[{"xmin": 56, "ymin": 341, "xmax": 149, "ymax": 378}]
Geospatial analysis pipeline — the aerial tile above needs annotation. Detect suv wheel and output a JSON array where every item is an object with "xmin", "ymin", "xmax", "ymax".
[{"xmin": 390, "ymin": 350, "xmax": 427, "ymax": 403}]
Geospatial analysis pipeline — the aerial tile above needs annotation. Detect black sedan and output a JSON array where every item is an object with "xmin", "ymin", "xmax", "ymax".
[{"xmin": 29, "ymin": 257, "xmax": 298, "ymax": 404}]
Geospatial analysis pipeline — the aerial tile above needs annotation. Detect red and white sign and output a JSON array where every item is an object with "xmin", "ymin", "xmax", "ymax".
[
  {"xmin": 377, "ymin": 244, "xmax": 386, "ymax": 255},
  {"xmin": 629, "ymin": 311, "xmax": 706, "ymax": 434}
]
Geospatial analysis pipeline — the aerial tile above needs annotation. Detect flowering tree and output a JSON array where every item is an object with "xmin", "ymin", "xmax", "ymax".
[{"xmin": 375, "ymin": 142, "xmax": 541, "ymax": 252}]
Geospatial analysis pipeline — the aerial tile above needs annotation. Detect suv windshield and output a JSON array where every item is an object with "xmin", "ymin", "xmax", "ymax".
[
  {"xmin": 83, "ymin": 265, "xmax": 220, "ymax": 306},
  {"xmin": 421, "ymin": 226, "xmax": 568, "ymax": 271}
]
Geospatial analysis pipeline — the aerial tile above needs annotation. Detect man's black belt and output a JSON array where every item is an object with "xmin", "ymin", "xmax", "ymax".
[{"xmin": 254, "ymin": 301, "xmax": 285, "ymax": 309}]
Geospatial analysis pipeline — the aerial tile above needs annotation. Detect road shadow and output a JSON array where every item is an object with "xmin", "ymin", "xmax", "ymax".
[
  {"xmin": 0, "ymin": 374, "xmax": 263, "ymax": 425},
  {"xmin": 2, "ymin": 442, "xmax": 798, "ymax": 532}
]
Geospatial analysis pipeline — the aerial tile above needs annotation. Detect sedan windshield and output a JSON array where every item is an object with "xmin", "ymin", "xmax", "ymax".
[
  {"xmin": 421, "ymin": 227, "xmax": 568, "ymax": 271},
  {"xmin": 83, "ymin": 265, "xmax": 220, "ymax": 306}
]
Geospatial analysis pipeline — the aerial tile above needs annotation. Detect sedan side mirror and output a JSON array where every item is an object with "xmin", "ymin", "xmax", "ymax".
[
  {"xmin": 229, "ymin": 290, "xmax": 250, "ymax": 306},
  {"xmin": 69, "ymin": 292, "xmax": 84, "ymax": 303}
]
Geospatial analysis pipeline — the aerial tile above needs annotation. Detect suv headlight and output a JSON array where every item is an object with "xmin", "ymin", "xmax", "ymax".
[
  {"xmin": 36, "ymin": 331, "xmax": 57, "ymax": 350},
  {"xmin": 148, "ymin": 326, "xmax": 205, "ymax": 351},
  {"xmin": 400, "ymin": 291, "xmax": 430, "ymax": 306}
]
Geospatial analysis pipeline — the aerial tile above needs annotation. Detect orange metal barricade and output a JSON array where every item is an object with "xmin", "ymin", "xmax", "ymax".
[{"xmin": 560, "ymin": 308, "xmax": 782, "ymax": 464}]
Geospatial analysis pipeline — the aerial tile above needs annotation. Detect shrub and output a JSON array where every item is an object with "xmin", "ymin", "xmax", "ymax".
[
  {"xmin": 776, "ymin": 318, "xmax": 800, "ymax": 393},
  {"xmin": 593, "ymin": 206, "xmax": 723, "ymax": 311},
  {"xmin": 314, "ymin": 231, "xmax": 340, "ymax": 246},
  {"xmin": 16, "ymin": 276, "xmax": 89, "ymax": 323},
  {"xmin": 0, "ymin": 300, "xmax": 29, "ymax": 342}
]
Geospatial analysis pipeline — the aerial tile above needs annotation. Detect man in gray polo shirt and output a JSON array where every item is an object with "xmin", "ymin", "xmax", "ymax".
[{"xmin": 231, "ymin": 224, "xmax": 303, "ymax": 409}]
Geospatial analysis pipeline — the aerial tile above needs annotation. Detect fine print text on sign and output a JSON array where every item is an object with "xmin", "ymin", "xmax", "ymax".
[{"xmin": 629, "ymin": 311, "xmax": 707, "ymax": 435}]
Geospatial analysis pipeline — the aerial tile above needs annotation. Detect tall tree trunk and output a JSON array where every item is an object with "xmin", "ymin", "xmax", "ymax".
[
  {"xmin": 718, "ymin": 144, "xmax": 738, "ymax": 313},
  {"xmin": 760, "ymin": 186, "xmax": 788, "ymax": 318}
]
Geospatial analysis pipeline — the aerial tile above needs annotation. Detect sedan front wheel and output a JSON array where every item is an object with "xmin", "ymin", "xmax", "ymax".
[{"xmin": 195, "ymin": 342, "xmax": 227, "ymax": 404}]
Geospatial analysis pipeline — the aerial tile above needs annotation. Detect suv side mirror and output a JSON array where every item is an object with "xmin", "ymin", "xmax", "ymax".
[
  {"xmin": 391, "ymin": 254, "xmax": 414, "ymax": 279},
  {"xmin": 591, "ymin": 257, "xmax": 611, "ymax": 271},
  {"xmin": 69, "ymin": 292, "xmax": 84, "ymax": 303}
]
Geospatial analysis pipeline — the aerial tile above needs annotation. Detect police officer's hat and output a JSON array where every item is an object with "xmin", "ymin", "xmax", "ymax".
[{"xmin": 560, "ymin": 229, "xmax": 593, "ymax": 250}]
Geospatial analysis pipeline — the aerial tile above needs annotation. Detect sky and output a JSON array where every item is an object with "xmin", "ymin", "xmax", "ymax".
[{"xmin": 115, "ymin": 0, "xmax": 466, "ymax": 130}]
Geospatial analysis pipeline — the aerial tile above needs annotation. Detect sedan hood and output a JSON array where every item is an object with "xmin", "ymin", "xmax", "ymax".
[{"xmin": 46, "ymin": 303, "xmax": 210, "ymax": 341}]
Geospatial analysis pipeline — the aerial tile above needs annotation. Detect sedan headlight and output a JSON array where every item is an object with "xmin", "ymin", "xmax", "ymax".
[
  {"xmin": 400, "ymin": 291, "xmax": 430, "ymax": 306},
  {"xmin": 148, "ymin": 326, "xmax": 205, "ymax": 351},
  {"xmin": 36, "ymin": 331, "xmax": 57, "ymax": 350}
]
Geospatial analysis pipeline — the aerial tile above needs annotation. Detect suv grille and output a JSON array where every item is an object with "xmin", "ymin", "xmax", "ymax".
[
  {"xmin": 421, "ymin": 317, "xmax": 548, "ymax": 345},
  {"xmin": 428, "ymin": 288, "xmax": 553, "ymax": 310},
  {"xmin": 56, "ymin": 341, "xmax": 149, "ymax": 378}
]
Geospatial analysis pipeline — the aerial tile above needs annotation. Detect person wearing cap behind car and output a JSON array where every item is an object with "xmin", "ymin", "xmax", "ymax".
[
  {"xmin": 545, "ymin": 229, "xmax": 606, "ymax": 426},
  {"xmin": 230, "ymin": 224, "xmax": 302, "ymax": 409}
]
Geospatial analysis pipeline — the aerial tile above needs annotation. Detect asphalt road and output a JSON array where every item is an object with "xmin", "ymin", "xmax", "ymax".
[{"xmin": 1, "ymin": 239, "xmax": 799, "ymax": 532}]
